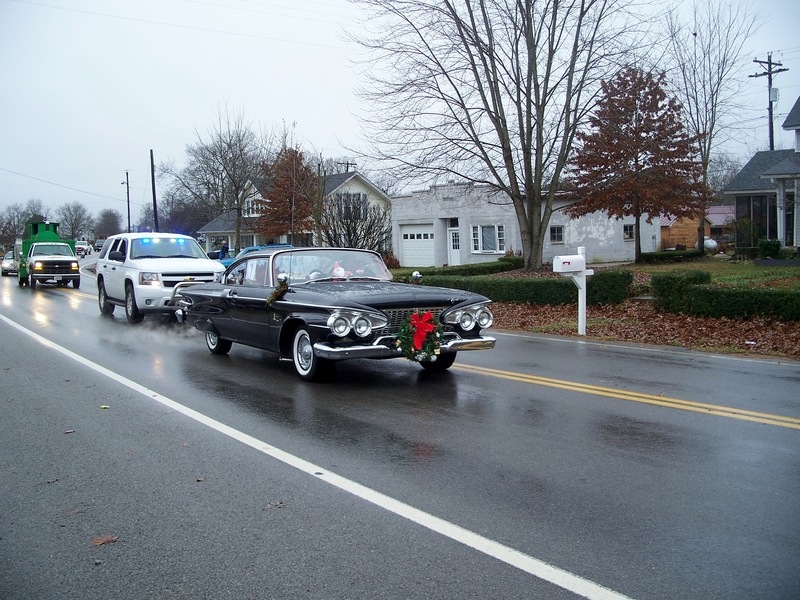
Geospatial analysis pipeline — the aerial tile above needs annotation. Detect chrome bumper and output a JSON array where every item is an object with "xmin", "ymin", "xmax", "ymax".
[{"xmin": 313, "ymin": 335, "xmax": 496, "ymax": 361}]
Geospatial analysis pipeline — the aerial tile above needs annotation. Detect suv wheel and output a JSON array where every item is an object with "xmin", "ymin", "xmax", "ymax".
[
  {"xmin": 98, "ymin": 280, "xmax": 115, "ymax": 316},
  {"xmin": 125, "ymin": 283, "xmax": 144, "ymax": 323}
]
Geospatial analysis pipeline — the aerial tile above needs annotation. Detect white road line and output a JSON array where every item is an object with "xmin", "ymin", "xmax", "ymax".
[{"xmin": 0, "ymin": 312, "xmax": 633, "ymax": 600}]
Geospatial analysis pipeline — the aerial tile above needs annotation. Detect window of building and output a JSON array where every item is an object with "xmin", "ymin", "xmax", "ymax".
[
  {"xmin": 471, "ymin": 224, "xmax": 505, "ymax": 252},
  {"xmin": 623, "ymin": 224, "xmax": 634, "ymax": 241},
  {"xmin": 550, "ymin": 225, "xmax": 564, "ymax": 244}
]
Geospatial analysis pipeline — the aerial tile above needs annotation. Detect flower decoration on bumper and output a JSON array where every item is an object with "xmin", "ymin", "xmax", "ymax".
[{"xmin": 396, "ymin": 310, "xmax": 443, "ymax": 362}]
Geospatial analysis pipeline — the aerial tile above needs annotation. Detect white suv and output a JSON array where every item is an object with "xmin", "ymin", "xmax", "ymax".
[{"xmin": 96, "ymin": 232, "xmax": 225, "ymax": 323}]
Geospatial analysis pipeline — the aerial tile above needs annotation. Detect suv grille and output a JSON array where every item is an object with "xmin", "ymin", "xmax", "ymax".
[
  {"xmin": 161, "ymin": 272, "xmax": 218, "ymax": 288},
  {"xmin": 37, "ymin": 262, "xmax": 77, "ymax": 274}
]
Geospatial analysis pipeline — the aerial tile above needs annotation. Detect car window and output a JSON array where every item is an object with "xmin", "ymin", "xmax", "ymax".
[
  {"xmin": 225, "ymin": 262, "xmax": 246, "ymax": 286},
  {"xmin": 243, "ymin": 258, "xmax": 269, "ymax": 286}
]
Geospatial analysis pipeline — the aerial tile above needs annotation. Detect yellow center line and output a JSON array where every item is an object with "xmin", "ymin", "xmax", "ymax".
[{"xmin": 453, "ymin": 364, "xmax": 800, "ymax": 430}]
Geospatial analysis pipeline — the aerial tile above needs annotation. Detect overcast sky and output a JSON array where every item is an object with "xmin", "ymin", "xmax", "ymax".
[{"xmin": 1, "ymin": 0, "xmax": 799, "ymax": 222}]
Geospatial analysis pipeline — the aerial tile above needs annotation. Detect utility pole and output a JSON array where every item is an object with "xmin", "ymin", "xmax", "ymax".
[
  {"xmin": 337, "ymin": 161, "xmax": 357, "ymax": 172},
  {"xmin": 150, "ymin": 149, "xmax": 159, "ymax": 232},
  {"xmin": 122, "ymin": 171, "xmax": 131, "ymax": 233},
  {"xmin": 750, "ymin": 53, "xmax": 789, "ymax": 150}
]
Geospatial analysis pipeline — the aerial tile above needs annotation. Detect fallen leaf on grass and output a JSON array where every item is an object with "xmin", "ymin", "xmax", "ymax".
[{"xmin": 91, "ymin": 535, "xmax": 119, "ymax": 546}]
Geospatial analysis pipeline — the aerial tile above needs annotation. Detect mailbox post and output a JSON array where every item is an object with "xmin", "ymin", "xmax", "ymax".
[{"xmin": 552, "ymin": 247, "xmax": 594, "ymax": 335}]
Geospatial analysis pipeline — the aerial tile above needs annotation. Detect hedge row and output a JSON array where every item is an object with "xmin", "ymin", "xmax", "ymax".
[
  {"xmin": 639, "ymin": 249, "xmax": 703, "ymax": 263},
  {"xmin": 651, "ymin": 271, "xmax": 800, "ymax": 321},
  {"xmin": 421, "ymin": 269, "xmax": 633, "ymax": 306}
]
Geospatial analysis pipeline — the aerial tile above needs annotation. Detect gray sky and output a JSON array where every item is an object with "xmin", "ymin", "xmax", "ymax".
[{"xmin": 1, "ymin": 0, "xmax": 799, "ymax": 221}]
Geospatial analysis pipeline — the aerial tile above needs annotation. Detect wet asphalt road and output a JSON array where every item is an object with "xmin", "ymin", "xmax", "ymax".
[{"xmin": 0, "ymin": 262, "xmax": 798, "ymax": 599}]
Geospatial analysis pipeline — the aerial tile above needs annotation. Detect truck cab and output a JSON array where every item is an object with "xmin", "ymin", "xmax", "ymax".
[{"xmin": 18, "ymin": 222, "xmax": 80, "ymax": 289}]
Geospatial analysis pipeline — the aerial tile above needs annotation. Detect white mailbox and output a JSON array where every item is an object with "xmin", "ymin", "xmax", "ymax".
[{"xmin": 553, "ymin": 254, "xmax": 586, "ymax": 273}]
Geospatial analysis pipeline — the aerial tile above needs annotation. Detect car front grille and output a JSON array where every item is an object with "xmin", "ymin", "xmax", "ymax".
[
  {"xmin": 374, "ymin": 307, "xmax": 446, "ymax": 336},
  {"xmin": 161, "ymin": 272, "xmax": 219, "ymax": 288},
  {"xmin": 36, "ymin": 262, "xmax": 77, "ymax": 274}
]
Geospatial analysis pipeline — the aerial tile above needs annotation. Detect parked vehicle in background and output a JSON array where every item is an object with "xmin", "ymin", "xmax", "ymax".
[
  {"xmin": 17, "ymin": 222, "xmax": 80, "ymax": 288},
  {"xmin": 93, "ymin": 238, "xmax": 107, "ymax": 252},
  {"xmin": 96, "ymin": 232, "xmax": 225, "ymax": 323},
  {"xmin": 75, "ymin": 240, "xmax": 91, "ymax": 257},
  {"xmin": 1, "ymin": 250, "xmax": 18, "ymax": 276},
  {"xmin": 217, "ymin": 243, "xmax": 293, "ymax": 267},
  {"xmin": 175, "ymin": 247, "xmax": 496, "ymax": 381}
]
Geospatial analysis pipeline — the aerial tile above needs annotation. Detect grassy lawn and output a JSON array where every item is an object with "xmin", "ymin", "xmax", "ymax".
[{"xmin": 616, "ymin": 259, "xmax": 800, "ymax": 291}]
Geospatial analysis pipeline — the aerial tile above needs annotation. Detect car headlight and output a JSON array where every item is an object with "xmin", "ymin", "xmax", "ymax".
[
  {"xmin": 327, "ymin": 310, "xmax": 389, "ymax": 338},
  {"xmin": 443, "ymin": 301, "xmax": 494, "ymax": 331},
  {"xmin": 139, "ymin": 272, "xmax": 161, "ymax": 286},
  {"xmin": 33, "ymin": 261, "xmax": 43, "ymax": 270}
]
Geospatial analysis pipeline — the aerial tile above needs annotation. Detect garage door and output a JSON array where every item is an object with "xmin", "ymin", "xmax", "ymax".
[{"xmin": 400, "ymin": 224, "xmax": 435, "ymax": 267}]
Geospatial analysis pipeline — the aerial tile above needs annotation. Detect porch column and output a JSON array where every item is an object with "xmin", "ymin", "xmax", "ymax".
[{"xmin": 776, "ymin": 179, "xmax": 786, "ymax": 244}]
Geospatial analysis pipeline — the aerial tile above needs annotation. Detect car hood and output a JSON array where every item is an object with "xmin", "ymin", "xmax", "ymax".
[
  {"xmin": 291, "ymin": 280, "xmax": 488, "ymax": 311},
  {"xmin": 130, "ymin": 257, "xmax": 225, "ymax": 273},
  {"xmin": 29, "ymin": 253, "xmax": 77, "ymax": 260}
]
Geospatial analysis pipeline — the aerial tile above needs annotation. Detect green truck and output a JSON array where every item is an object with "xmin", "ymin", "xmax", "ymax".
[{"xmin": 17, "ymin": 221, "xmax": 80, "ymax": 289}]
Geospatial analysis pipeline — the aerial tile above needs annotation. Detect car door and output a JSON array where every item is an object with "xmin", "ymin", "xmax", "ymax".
[
  {"xmin": 222, "ymin": 257, "xmax": 273, "ymax": 349},
  {"xmin": 99, "ymin": 237, "xmax": 127, "ymax": 301}
]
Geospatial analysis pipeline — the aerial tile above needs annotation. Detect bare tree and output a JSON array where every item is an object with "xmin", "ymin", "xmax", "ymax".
[
  {"xmin": 23, "ymin": 199, "xmax": 50, "ymax": 224},
  {"xmin": 55, "ymin": 201, "xmax": 94, "ymax": 240},
  {"xmin": 348, "ymin": 0, "xmax": 647, "ymax": 268},
  {"xmin": 95, "ymin": 209, "xmax": 123, "ymax": 238},
  {"xmin": 665, "ymin": 0, "xmax": 760, "ymax": 250},
  {"xmin": 318, "ymin": 193, "xmax": 392, "ymax": 251},
  {"xmin": 0, "ymin": 203, "xmax": 28, "ymax": 244},
  {"xmin": 161, "ymin": 106, "xmax": 275, "ymax": 250}
]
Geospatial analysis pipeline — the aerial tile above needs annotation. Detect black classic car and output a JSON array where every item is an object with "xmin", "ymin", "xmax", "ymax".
[{"xmin": 174, "ymin": 247, "xmax": 496, "ymax": 380}]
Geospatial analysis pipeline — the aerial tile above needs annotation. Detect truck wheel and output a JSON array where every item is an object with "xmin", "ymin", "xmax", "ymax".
[
  {"xmin": 72, "ymin": 277, "xmax": 80, "ymax": 289},
  {"xmin": 125, "ymin": 283, "xmax": 144, "ymax": 323},
  {"xmin": 98, "ymin": 280, "xmax": 115, "ymax": 316},
  {"xmin": 29, "ymin": 276, "xmax": 36, "ymax": 289}
]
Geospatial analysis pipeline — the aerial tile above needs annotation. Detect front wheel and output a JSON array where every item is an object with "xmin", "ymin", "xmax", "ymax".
[
  {"xmin": 292, "ymin": 327, "xmax": 330, "ymax": 381},
  {"xmin": 419, "ymin": 352, "xmax": 457, "ymax": 372},
  {"xmin": 29, "ymin": 276, "xmax": 36, "ymax": 289},
  {"xmin": 206, "ymin": 331, "xmax": 232, "ymax": 355},
  {"xmin": 125, "ymin": 284, "xmax": 144, "ymax": 323},
  {"xmin": 72, "ymin": 277, "xmax": 80, "ymax": 289}
]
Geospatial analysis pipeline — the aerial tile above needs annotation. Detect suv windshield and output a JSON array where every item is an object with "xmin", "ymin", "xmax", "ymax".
[
  {"xmin": 131, "ymin": 237, "xmax": 207, "ymax": 259},
  {"xmin": 34, "ymin": 244, "xmax": 74, "ymax": 256}
]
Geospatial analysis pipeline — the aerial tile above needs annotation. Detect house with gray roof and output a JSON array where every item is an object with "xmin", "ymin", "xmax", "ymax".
[
  {"xmin": 197, "ymin": 171, "xmax": 391, "ymax": 254},
  {"xmin": 723, "ymin": 96, "xmax": 800, "ymax": 248}
]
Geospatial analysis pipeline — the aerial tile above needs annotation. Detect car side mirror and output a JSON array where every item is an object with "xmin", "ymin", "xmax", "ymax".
[{"xmin": 109, "ymin": 250, "xmax": 125, "ymax": 262}]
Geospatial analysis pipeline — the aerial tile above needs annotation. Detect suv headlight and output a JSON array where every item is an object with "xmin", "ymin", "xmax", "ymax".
[
  {"xmin": 139, "ymin": 272, "xmax": 161, "ymax": 286},
  {"xmin": 443, "ymin": 302, "xmax": 494, "ymax": 331},
  {"xmin": 327, "ymin": 310, "xmax": 389, "ymax": 338}
]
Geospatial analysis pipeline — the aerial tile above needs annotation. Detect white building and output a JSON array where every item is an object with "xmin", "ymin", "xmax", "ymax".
[{"xmin": 391, "ymin": 181, "xmax": 660, "ymax": 267}]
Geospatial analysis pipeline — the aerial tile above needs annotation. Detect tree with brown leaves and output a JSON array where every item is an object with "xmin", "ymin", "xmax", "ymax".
[
  {"xmin": 256, "ymin": 147, "xmax": 319, "ymax": 245},
  {"xmin": 565, "ymin": 66, "xmax": 708, "ymax": 263}
]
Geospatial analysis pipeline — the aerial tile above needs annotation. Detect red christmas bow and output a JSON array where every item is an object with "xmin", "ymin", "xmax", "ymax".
[{"xmin": 410, "ymin": 311, "xmax": 435, "ymax": 350}]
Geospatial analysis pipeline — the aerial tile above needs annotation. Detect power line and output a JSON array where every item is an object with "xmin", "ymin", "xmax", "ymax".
[{"xmin": 0, "ymin": 167, "xmax": 123, "ymax": 202}]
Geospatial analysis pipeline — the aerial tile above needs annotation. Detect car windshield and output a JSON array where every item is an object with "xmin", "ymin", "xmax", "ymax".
[
  {"xmin": 272, "ymin": 249, "xmax": 393, "ymax": 284},
  {"xmin": 4, "ymin": 251, "xmax": 12, "ymax": 259},
  {"xmin": 131, "ymin": 237, "xmax": 208, "ymax": 259},
  {"xmin": 35, "ymin": 244, "xmax": 74, "ymax": 256}
]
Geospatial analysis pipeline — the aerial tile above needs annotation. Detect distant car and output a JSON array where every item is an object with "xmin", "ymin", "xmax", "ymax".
[
  {"xmin": 1, "ymin": 250, "xmax": 17, "ymax": 276},
  {"xmin": 95, "ymin": 232, "xmax": 225, "ymax": 323},
  {"xmin": 93, "ymin": 238, "xmax": 107, "ymax": 252},
  {"xmin": 218, "ymin": 244, "xmax": 293, "ymax": 267},
  {"xmin": 175, "ymin": 247, "xmax": 496, "ymax": 381},
  {"xmin": 75, "ymin": 241, "xmax": 91, "ymax": 257}
]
